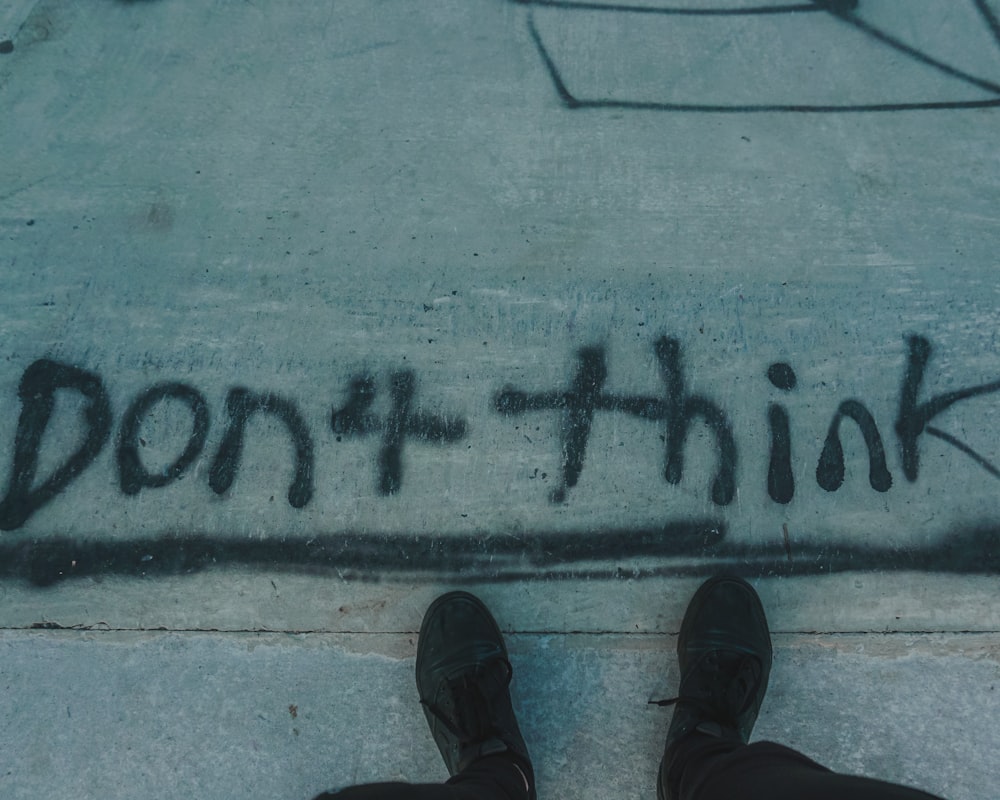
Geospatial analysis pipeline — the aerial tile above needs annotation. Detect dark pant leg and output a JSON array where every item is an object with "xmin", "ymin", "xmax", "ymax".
[
  {"xmin": 664, "ymin": 734, "xmax": 947, "ymax": 800},
  {"xmin": 313, "ymin": 754, "xmax": 530, "ymax": 800}
]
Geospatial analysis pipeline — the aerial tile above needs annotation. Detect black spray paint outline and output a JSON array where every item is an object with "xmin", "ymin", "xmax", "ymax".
[
  {"xmin": 2, "ymin": 523, "xmax": 1000, "ymax": 587},
  {"xmin": 518, "ymin": 0, "xmax": 1000, "ymax": 112}
]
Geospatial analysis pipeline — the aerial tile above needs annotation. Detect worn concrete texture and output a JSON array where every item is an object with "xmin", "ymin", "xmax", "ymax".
[
  {"xmin": 2, "ymin": 630, "xmax": 998, "ymax": 800},
  {"xmin": 1, "ymin": 0, "xmax": 999, "ymax": 797}
]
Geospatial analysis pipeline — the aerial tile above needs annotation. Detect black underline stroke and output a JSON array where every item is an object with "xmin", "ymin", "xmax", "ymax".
[
  {"xmin": 526, "ymin": 6, "xmax": 1000, "ymax": 111},
  {"xmin": 925, "ymin": 426, "xmax": 1000, "ymax": 479},
  {"xmin": 1, "ymin": 523, "xmax": 723, "ymax": 586},
  {"xmin": 515, "ymin": 0, "xmax": 821, "ymax": 16},
  {"xmin": 2, "ymin": 524, "xmax": 999, "ymax": 586}
]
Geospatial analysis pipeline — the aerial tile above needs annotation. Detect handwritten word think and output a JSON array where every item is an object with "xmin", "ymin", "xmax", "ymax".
[
  {"xmin": 0, "ymin": 335, "xmax": 998, "ymax": 531},
  {"xmin": 497, "ymin": 336, "xmax": 1000, "ymax": 505}
]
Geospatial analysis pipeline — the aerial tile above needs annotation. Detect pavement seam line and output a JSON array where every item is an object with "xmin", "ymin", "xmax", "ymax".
[{"xmin": 2, "ymin": 626, "xmax": 999, "ymax": 636}]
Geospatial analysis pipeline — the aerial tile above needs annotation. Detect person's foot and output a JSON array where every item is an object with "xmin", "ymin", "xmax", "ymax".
[
  {"xmin": 655, "ymin": 576, "xmax": 772, "ymax": 799},
  {"xmin": 416, "ymin": 591, "xmax": 534, "ymax": 795}
]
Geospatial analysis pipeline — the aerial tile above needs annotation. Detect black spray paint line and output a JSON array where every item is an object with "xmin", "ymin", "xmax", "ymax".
[
  {"xmin": 895, "ymin": 335, "xmax": 1000, "ymax": 483},
  {"xmin": 118, "ymin": 383, "xmax": 210, "ymax": 495},
  {"xmin": 524, "ymin": 0, "xmax": 997, "ymax": 95},
  {"xmin": 657, "ymin": 337, "xmax": 737, "ymax": 506},
  {"xmin": 514, "ymin": 1, "xmax": 825, "ymax": 16},
  {"xmin": 2, "ymin": 523, "xmax": 999, "ymax": 587},
  {"xmin": 0, "ymin": 360, "xmax": 112, "ymax": 531},
  {"xmin": 0, "ymin": 521, "xmax": 724, "ymax": 587},
  {"xmin": 925, "ymin": 426, "xmax": 1000, "ymax": 479},
  {"xmin": 524, "ymin": 12, "xmax": 577, "ymax": 107},
  {"xmin": 330, "ymin": 370, "xmax": 467, "ymax": 495},
  {"xmin": 523, "ymin": 2, "xmax": 1000, "ymax": 112},
  {"xmin": 975, "ymin": 0, "xmax": 1000, "ymax": 51},
  {"xmin": 550, "ymin": 97, "xmax": 1000, "ymax": 113},
  {"xmin": 816, "ymin": 400, "xmax": 892, "ymax": 493},
  {"xmin": 495, "ymin": 336, "xmax": 736, "ymax": 506},
  {"xmin": 821, "ymin": 2, "xmax": 1000, "ymax": 95},
  {"xmin": 489, "ymin": 524, "xmax": 1000, "ymax": 582},
  {"xmin": 209, "ymin": 388, "xmax": 315, "ymax": 509},
  {"xmin": 766, "ymin": 362, "xmax": 796, "ymax": 504}
]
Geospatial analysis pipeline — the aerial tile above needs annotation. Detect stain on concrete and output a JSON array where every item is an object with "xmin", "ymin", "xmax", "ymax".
[{"xmin": 144, "ymin": 201, "xmax": 174, "ymax": 233}]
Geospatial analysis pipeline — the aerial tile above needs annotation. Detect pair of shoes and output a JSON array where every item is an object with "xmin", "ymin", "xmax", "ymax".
[
  {"xmin": 416, "ymin": 591, "xmax": 535, "ymax": 799},
  {"xmin": 414, "ymin": 579, "xmax": 768, "ymax": 800},
  {"xmin": 653, "ymin": 576, "xmax": 772, "ymax": 800}
]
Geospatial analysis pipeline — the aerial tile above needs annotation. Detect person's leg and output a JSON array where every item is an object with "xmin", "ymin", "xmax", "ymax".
[
  {"xmin": 666, "ymin": 734, "xmax": 946, "ymax": 800},
  {"xmin": 656, "ymin": 576, "xmax": 946, "ymax": 800},
  {"xmin": 313, "ymin": 753, "xmax": 528, "ymax": 800},
  {"xmin": 313, "ymin": 591, "xmax": 535, "ymax": 800}
]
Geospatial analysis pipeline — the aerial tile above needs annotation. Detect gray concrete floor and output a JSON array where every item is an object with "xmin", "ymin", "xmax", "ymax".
[
  {"xmin": 2, "ymin": 629, "xmax": 998, "ymax": 799},
  {"xmin": 1, "ymin": 1, "xmax": 1000, "ymax": 797}
]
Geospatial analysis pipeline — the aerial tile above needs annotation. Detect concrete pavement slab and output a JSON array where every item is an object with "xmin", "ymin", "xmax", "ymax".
[
  {"xmin": 1, "ymin": 3, "xmax": 998, "ymax": 634},
  {"xmin": 1, "ymin": 629, "xmax": 997, "ymax": 800}
]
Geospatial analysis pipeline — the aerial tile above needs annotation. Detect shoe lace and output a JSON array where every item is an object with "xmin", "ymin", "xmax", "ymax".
[
  {"xmin": 422, "ymin": 658, "xmax": 514, "ymax": 743},
  {"xmin": 648, "ymin": 650, "xmax": 762, "ymax": 722}
]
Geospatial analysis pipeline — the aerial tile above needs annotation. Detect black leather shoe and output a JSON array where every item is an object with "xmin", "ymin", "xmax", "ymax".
[
  {"xmin": 416, "ymin": 591, "xmax": 534, "ymax": 795},
  {"xmin": 655, "ymin": 576, "xmax": 772, "ymax": 800}
]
